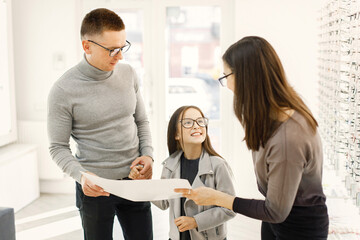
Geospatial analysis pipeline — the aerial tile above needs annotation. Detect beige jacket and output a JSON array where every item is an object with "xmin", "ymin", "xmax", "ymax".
[{"xmin": 152, "ymin": 150, "xmax": 236, "ymax": 240}]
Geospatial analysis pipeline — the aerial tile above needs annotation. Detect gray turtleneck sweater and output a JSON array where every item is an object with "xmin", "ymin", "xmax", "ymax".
[{"xmin": 47, "ymin": 57, "xmax": 153, "ymax": 183}]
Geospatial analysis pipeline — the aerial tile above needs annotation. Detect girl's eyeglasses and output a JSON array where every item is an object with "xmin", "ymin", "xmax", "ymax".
[{"xmin": 180, "ymin": 117, "xmax": 209, "ymax": 128}]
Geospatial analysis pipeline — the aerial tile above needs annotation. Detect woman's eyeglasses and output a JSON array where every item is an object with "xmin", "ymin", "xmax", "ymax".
[{"xmin": 217, "ymin": 73, "xmax": 233, "ymax": 87}]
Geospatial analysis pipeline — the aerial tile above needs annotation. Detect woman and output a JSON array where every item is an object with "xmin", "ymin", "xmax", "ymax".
[
  {"xmin": 175, "ymin": 36, "xmax": 329, "ymax": 240},
  {"xmin": 131, "ymin": 106, "xmax": 235, "ymax": 240}
]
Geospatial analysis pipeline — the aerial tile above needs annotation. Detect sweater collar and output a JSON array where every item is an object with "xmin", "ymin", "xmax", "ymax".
[{"xmin": 76, "ymin": 55, "xmax": 113, "ymax": 81}]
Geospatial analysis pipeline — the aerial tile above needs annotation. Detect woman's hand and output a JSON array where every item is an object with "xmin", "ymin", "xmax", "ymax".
[
  {"xmin": 174, "ymin": 216, "xmax": 198, "ymax": 232},
  {"xmin": 174, "ymin": 187, "xmax": 235, "ymax": 210}
]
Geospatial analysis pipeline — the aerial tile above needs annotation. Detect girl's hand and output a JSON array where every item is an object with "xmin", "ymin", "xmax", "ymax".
[
  {"xmin": 128, "ymin": 165, "xmax": 143, "ymax": 179},
  {"xmin": 174, "ymin": 216, "xmax": 198, "ymax": 232}
]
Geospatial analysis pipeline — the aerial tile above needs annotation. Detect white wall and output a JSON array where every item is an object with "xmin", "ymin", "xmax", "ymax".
[
  {"xmin": 12, "ymin": 0, "xmax": 82, "ymax": 184},
  {"xmin": 12, "ymin": 0, "xmax": 81, "ymax": 121},
  {"xmin": 235, "ymin": 0, "xmax": 327, "ymax": 117}
]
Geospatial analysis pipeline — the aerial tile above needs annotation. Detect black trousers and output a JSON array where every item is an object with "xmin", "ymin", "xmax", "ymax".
[
  {"xmin": 76, "ymin": 182, "xmax": 153, "ymax": 240},
  {"xmin": 261, "ymin": 205, "xmax": 329, "ymax": 240}
]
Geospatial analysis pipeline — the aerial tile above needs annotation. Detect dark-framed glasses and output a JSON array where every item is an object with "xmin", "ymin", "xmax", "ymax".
[
  {"xmin": 180, "ymin": 117, "xmax": 209, "ymax": 128},
  {"xmin": 87, "ymin": 40, "xmax": 131, "ymax": 57},
  {"xmin": 218, "ymin": 72, "xmax": 233, "ymax": 87}
]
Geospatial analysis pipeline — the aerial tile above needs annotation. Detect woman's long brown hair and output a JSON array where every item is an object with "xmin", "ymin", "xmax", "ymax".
[
  {"xmin": 167, "ymin": 106, "xmax": 222, "ymax": 158},
  {"xmin": 222, "ymin": 36, "xmax": 317, "ymax": 151}
]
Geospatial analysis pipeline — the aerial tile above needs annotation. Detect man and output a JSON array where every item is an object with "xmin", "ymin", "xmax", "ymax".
[{"xmin": 47, "ymin": 8, "xmax": 153, "ymax": 240}]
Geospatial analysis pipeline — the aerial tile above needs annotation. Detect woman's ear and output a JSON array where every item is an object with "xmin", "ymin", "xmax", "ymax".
[{"xmin": 175, "ymin": 135, "xmax": 180, "ymax": 140}]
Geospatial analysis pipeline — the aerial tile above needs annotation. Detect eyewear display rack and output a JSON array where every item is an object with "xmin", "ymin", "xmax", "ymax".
[{"xmin": 318, "ymin": 0, "xmax": 360, "ymax": 206}]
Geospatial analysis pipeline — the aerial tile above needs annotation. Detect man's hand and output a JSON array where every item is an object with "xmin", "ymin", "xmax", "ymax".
[
  {"xmin": 130, "ymin": 156, "xmax": 153, "ymax": 179},
  {"xmin": 128, "ymin": 165, "xmax": 143, "ymax": 179},
  {"xmin": 174, "ymin": 216, "xmax": 198, "ymax": 232},
  {"xmin": 81, "ymin": 171, "xmax": 110, "ymax": 197}
]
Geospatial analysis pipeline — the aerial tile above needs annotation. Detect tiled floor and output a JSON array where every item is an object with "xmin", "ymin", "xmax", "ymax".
[
  {"xmin": 15, "ymin": 193, "xmax": 360, "ymax": 239},
  {"xmin": 15, "ymin": 193, "xmax": 261, "ymax": 240},
  {"xmin": 16, "ymin": 164, "xmax": 360, "ymax": 240},
  {"xmin": 14, "ymin": 163, "xmax": 360, "ymax": 240}
]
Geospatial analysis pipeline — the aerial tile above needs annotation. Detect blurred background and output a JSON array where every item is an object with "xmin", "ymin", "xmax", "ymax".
[{"xmin": 1, "ymin": 0, "xmax": 359, "ymax": 239}]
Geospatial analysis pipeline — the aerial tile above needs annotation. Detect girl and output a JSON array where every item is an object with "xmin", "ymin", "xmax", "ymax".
[{"xmin": 130, "ymin": 105, "xmax": 235, "ymax": 240}]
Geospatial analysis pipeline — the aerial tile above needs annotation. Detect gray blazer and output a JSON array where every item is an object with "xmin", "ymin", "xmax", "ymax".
[{"xmin": 152, "ymin": 150, "xmax": 236, "ymax": 240}]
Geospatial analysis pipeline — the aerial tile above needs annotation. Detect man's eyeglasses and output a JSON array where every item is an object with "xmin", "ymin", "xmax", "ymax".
[
  {"xmin": 218, "ymin": 72, "xmax": 233, "ymax": 87},
  {"xmin": 180, "ymin": 117, "xmax": 209, "ymax": 129},
  {"xmin": 87, "ymin": 40, "xmax": 131, "ymax": 57}
]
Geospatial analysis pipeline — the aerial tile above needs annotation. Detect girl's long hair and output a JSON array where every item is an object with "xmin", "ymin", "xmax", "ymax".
[
  {"xmin": 167, "ymin": 105, "xmax": 222, "ymax": 158},
  {"xmin": 222, "ymin": 36, "xmax": 317, "ymax": 151}
]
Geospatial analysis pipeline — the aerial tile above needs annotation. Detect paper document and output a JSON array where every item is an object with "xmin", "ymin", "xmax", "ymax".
[{"xmin": 81, "ymin": 172, "xmax": 191, "ymax": 201}]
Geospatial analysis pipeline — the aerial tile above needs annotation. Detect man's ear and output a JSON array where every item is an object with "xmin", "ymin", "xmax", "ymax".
[{"xmin": 82, "ymin": 40, "xmax": 91, "ymax": 54}]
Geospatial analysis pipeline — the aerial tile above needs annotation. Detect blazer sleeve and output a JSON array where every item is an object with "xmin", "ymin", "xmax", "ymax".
[
  {"xmin": 151, "ymin": 162, "xmax": 170, "ymax": 210},
  {"xmin": 194, "ymin": 161, "xmax": 236, "ymax": 232}
]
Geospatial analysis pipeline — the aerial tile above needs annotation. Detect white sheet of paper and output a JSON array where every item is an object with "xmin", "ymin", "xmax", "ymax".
[{"xmin": 81, "ymin": 172, "xmax": 191, "ymax": 201}]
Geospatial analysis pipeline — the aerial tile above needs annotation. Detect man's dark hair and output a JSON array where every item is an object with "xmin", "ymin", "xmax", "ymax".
[{"xmin": 80, "ymin": 8, "xmax": 125, "ymax": 39}]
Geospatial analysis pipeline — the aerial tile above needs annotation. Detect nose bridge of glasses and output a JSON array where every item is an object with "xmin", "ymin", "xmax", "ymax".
[
  {"xmin": 88, "ymin": 40, "xmax": 129, "ymax": 57},
  {"xmin": 111, "ymin": 48, "xmax": 123, "ymax": 57},
  {"xmin": 193, "ymin": 120, "xmax": 201, "ymax": 128},
  {"xmin": 111, "ymin": 42, "xmax": 130, "ymax": 57}
]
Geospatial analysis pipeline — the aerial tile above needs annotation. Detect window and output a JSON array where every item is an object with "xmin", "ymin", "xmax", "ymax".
[
  {"xmin": 166, "ymin": 6, "xmax": 221, "ymax": 121},
  {"xmin": 0, "ymin": 0, "xmax": 16, "ymax": 147},
  {"xmin": 165, "ymin": 6, "xmax": 222, "ymax": 152}
]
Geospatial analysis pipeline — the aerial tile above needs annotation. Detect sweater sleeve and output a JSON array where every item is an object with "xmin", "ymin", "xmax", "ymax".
[
  {"xmin": 233, "ymin": 128, "xmax": 306, "ymax": 223},
  {"xmin": 132, "ymin": 67, "xmax": 154, "ymax": 159},
  {"xmin": 47, "ymin": 84, "xmax": 87, "ymax": 183}
]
